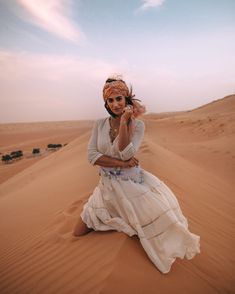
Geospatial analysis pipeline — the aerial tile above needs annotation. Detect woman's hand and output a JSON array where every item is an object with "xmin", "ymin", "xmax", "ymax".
[
  {"xmin": 121, "ymin": 156, "xmax": 139, "ymax": 168},
  {"xmin": 121, "ymin": 105, "xmax": 134, "ymax": 121}
]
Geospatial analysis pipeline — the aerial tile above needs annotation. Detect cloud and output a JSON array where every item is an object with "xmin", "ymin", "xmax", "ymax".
[
  {"xmin": 0, "ymin": 50, "xmax": 128, "ymax": 122},
  {"xmin": 0, "ymin": 50, "xmax": 121, "ymax": 83},
  {"xmin": 1, "ymin": 48, "xmax": 234, "ymax": 123},
  {"xmin": 17, "ymin": 0, "xmax": 84, "ymax": 43},
  {"xmin": 136, "ymin": 0, "xmax": 165, "ymax": 12}
]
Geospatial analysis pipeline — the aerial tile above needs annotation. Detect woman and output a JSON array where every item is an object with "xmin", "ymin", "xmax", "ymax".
[{"xmin": 73, "ymin": 74, "xmax": 200, "ymax": 274}]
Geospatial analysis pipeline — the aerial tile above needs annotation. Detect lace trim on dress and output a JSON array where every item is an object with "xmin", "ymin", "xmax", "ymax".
[
  {"xmin": 139, "ymin": 220, "xmax": 179, "ymax": 240},
  {"xmin": 99, "ymin": 166, "xmax": 144, "ymax": 184}
]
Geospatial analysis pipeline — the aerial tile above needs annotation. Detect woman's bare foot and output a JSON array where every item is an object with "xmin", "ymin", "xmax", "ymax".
[{"xmin": 73, "ymin": 217, "xmax": 93, "ymax": 237}]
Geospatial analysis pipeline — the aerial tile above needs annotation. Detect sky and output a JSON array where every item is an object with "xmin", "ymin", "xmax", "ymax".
[{"xmin": 0, "ymin": 0, "xmax": 235, "ymax": 123}]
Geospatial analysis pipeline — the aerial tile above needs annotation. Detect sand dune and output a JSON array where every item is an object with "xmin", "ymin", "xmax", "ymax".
[
  {"xmin": 0, "ymin": 120, "xmax": 93, "ymax": 184},
  {"xmin": 0, "ymin": 95, "xmax": 234, "ymax": 293}
]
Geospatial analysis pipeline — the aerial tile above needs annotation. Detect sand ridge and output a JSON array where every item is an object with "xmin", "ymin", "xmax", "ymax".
[{"xmin": 0, "ymin": 95, "xmax": 234, "ymax": 293}]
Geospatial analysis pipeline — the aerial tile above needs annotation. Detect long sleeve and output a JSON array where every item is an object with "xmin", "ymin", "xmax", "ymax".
[
  {"xmin": 87, "ymin": 120, "xmax": 104, "ymax": 165},
  {"xmin": 118, "ymin": 120, "xmax": 145, "ymax": 161}
]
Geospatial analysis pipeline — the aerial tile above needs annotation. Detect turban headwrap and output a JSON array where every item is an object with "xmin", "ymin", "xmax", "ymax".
[{"xmin": 103, "ymin": 79, "xmax": 129, "ymax": 101}]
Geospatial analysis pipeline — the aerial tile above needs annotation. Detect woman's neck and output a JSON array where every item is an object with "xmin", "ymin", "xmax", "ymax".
[{"xmin": 110, "ymin": 116, "xmax": 121, "ymax": 124}]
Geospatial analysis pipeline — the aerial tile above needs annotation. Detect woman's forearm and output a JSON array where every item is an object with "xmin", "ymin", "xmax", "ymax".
[
  {"xmin": 94, "ymin": 155, "xmax": 125, "ymax": 168},
  {"xmin": 118, "ymin": 118, "xmax": 131, "ymax": 151}
]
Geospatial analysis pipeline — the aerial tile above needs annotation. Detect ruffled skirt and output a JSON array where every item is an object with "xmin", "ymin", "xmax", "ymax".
[{"xmin": 80, "ymin": 166, "xmax": 200, "ymax": 273}]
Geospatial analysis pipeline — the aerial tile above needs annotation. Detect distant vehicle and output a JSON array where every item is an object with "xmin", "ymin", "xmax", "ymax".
[
  {"xmin": 1, "ymin": 154, "xmax": 12, "ymax": 163},
  {"xmin": 47, "ymin": 144, "xmax": 62, "ymax": 149},
  {"xmin": 1, "ymin": 150, "xmax": 23, "ymax": 164},
  {"xmin": 10, "ymin": 150, "xmax": 23, "ymax": 159},
  {"xmin": 32, "ymin": 148, "xmax": 40, "ymax": 154}
]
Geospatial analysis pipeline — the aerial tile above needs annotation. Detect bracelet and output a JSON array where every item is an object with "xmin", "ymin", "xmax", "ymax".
[{"xmin": 120, "ymin": 119, "xmax": 127, "ymax": 125}]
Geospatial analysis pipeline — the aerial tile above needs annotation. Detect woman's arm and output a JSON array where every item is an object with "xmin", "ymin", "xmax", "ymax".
[
  {"xmin": 94, "ymin": 154, "xmax": 124, "ymax": 168},
  {"xmin": 117, "ymin": 106, "xmax": 145, "ymax": 161},
  {"xmin": 87, "ymin": 120, "xmax": 104, "ymax": 165},
  {"xmin": 118, "ymin": 117, "xmax": 131, "ymax": 152},
  {"xmin": 118, "ymin": 119, "xmax": 145, "ymax": 161},
  {"xmin": 94, "ymin": 154, "xmax": 138, "ymax": 168}
]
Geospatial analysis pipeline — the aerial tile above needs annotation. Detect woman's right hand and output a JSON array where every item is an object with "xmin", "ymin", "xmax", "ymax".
[{"xmin": 122, "ymin": 157, "xmax": 139, "ymax": 168}]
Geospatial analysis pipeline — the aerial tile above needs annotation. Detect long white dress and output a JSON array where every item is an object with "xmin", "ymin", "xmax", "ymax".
[{"xmin": 80, "ymin": 117, "xmax": 200, "ymax": 274}]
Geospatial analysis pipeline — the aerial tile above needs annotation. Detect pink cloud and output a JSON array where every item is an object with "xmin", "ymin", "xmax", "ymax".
[{"xmin": 17, "ymin": 0, "xmax": 84, "ymax": 43}]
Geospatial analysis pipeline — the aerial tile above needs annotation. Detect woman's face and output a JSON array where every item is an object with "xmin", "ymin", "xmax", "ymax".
[{"xmin": 106, "ymin": 93, "xmax": 126, "ymax": 116}]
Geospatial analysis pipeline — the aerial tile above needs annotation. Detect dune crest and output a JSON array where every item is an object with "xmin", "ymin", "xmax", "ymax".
[{"xmin": 0, "ymin": 95, "xmax": 234, "ymax": 293}]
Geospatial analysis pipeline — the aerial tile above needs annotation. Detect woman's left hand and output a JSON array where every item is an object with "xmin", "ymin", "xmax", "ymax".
[{"xmin": 121, "ymin": 105, "xmax": 134, "ymax": 121}]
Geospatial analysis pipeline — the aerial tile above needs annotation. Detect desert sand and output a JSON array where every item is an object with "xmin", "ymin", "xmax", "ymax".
[{"xmin": 0, "ymin": 94, "xmax": 234, "ymax": 293}]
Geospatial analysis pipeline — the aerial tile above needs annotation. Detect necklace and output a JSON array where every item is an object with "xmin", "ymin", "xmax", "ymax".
[{"xmin": 109, "ymin": 117, "xmax": 119, "ymax": 143}]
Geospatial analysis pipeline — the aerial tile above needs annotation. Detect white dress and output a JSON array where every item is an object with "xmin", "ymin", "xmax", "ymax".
[{"xmin": 80, "ymin": 117, "xmax": 200, "ymax": 274}]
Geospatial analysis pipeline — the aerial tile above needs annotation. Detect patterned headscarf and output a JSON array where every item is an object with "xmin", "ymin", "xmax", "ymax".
[{"xmin": 103, "ymin": 79, "xmax": 129, "ymax": 101}]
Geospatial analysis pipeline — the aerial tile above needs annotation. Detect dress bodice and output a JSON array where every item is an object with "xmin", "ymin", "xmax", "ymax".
[{"xmin": 87, "ymin": 117, "xmax": 145, "ymax": 166}]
